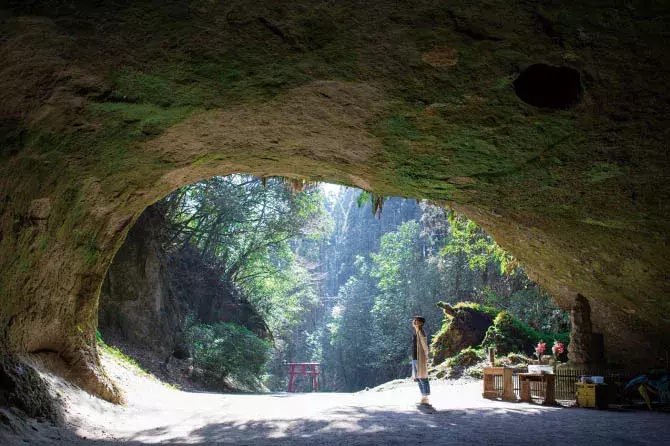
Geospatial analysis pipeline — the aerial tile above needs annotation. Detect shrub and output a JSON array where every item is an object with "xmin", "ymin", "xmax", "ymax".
[
  {"xmin": 453, "ymin": 302, "xmax": 499, "ymax": 318},
  {"xmin": 185, "ymin": 319, "xmax": 270, "ymax": 389},
  {"xmin": 482, "ymin": 311, "xmax": 570, "ymax": 356},
  {"xmin": 466, "ymin": 367, "xmax": 484, "ymax": 379},
  {"xmin": 445, "ymin": 347, "xmax": 486, "ymax": 368},
  {"xmin": 96, "ymin": 330, "xmax": 144, "ymax": 372},
  {"xmin": 494, "ymin": 352, "xmax": 532, "ymax": 367}
]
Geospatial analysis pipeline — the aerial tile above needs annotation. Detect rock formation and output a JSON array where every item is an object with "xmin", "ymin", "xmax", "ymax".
[
  {"xmin": 432, "ymin": 302, "xmax": 567, "ymax": 365},
  {"xmin": 432, "ymin": 302, "xmax": 497, "ymax": 365},
  {"xmin": 98, "ymin": 208, "xmax": 180, "ymax": 356},
  {"xmin": 0, "ymin": 356, "xmax": 58, "ymax": 422},
  {"xmin": 0, "ymin": 1, "xmax": 668, "ymax": 401},
  {"xmin": 568, "ymin": 294, "xmax": 604, "ymax": 365},
  {"xmin": 98, "ymin": 206, "xmax": 268, "ymax": 359}
]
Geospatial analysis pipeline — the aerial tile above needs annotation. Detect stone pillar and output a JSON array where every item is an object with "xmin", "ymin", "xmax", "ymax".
[{"xmin": 568, "ymin": 294, "xmax": 594, "ymax": 365}]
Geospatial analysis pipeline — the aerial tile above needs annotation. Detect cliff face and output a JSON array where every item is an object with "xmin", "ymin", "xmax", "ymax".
[
  {"xmin": 98, "ymin": 206, "xmax": 267, "ymax": 360},
  {"xmin": 165, "ymin": 245, "xmax": 268, "ymax": 336},
  {"xmin": 0, "ymin": 0, "xmax": 668, "ymax": 401},
  {"xmin": 98, "ymin": 208, "xmax": 180, "ymax": 356}
]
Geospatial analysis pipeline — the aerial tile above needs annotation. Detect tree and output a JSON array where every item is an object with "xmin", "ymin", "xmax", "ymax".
[
  {"xmin": 158, "ymin": 175, "xmax": 331, "ymax": 389},
  {"xmin": 327, "ymin": 256, "xmax": 378, "ymax": 390},
  {"xmin": 369, "ymin": 221, "xmax": 443, "ymax": 374},
  {"xmin": 162, "ymin": 175, "xmax": 328, "ymax": 283}
]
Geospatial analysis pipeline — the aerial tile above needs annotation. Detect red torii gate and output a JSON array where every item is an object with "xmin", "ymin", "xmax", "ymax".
[{"xmin": 287, "ymin": 362, "xmax": 320, "ymax": 392}]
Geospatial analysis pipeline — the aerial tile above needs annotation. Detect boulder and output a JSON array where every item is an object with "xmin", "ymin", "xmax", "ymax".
[{"xmin": 431, "ymin": 302, "xmax": 497, "ymax": 366}]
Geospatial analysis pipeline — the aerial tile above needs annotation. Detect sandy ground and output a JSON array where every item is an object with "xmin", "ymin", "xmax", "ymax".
[{"xmin": 3, "ymin": 352, "xmax": 670, "ymax": 445}]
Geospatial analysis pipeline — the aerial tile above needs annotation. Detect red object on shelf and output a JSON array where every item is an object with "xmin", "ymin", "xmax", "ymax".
[{"xmin": 287, "ymin": 362, "xmax": 320, "ymax": 392}]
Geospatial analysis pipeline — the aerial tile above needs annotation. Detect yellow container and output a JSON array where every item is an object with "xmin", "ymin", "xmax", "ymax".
[{"xmin": 576, "ymin": 383, "xmax": 608, "ymax": 409}]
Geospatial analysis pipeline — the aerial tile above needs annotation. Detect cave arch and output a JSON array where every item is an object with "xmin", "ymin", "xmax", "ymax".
[
  {"xmin": 1, "ymin": 0, "xmax": 669, "ymax": 406},
  {"xmin": 1, "ymin": 79, "xmax": 667, "ymax": 403}
]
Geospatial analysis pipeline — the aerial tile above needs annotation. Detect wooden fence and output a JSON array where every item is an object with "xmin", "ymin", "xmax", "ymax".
[
  {"xmin": 486, "ymin": 366, "xmax": 645, "ymax": 403},
  {"xmin": 554, "ymin": 366, "xmax": 644, "ymax": 402}
]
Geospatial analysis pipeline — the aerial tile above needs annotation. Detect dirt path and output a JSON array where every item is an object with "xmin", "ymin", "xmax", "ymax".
[{"xmin": 5, "ymin": 353, "xmax": 670, "ymax": 445}]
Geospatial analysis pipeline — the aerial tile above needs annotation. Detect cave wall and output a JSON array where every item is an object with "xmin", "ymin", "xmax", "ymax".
[
  {"xmin": 165, "ymin": 244, "xmax": 268, "ymax": 338},
  {"xmin": 98, "ymin": 207, "xmax": 182, "ymax": 356},
  {"xmin": 99, "ymin": 206, "xmax": 269, "ymax": 356},
  {"xmin": 0, "ymin": 0, "xmax": 668, "ymax": 400}
]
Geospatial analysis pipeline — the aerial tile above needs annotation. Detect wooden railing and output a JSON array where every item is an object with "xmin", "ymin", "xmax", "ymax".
[
  {"xmin": 485, "ymin": 365, "xmax": 647, "ymax": 403},
  {"xmin": 482, "ymin": 367, "xmax": 516, "ymax": 401},
  {"xmin": 554, "ymin": 366, "xmax": 645, "ymax": 402}
]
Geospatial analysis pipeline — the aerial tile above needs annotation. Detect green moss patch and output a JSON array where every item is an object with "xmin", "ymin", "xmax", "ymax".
[{"xmin": 431, "ymin": 302, "xmax": 570, "ymax": 369}]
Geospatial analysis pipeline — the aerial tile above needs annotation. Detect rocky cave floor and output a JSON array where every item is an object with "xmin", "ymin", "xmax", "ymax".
[{"xmin": 2, "ymin": 353, "xmax": 670, "ymax": 445}]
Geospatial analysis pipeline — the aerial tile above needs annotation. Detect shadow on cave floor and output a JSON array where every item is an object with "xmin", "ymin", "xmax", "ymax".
[
  {"xmin": 79, "ymin": 402, "xmax": 670, "ymax": 446},
  {"xmin": 6, "ymin": 354, "xmax": 668, "ymax": 446},
  {"xmin": 66, "ymin": 377, "xmax": 670, "ymax": 446}
]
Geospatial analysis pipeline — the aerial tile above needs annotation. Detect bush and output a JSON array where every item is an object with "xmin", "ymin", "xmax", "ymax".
[
  {"xmin": 494, "ymin": 352, "xmax": 532, "ymax": 367},
  {"xmin": 466, "ymin": 367, "xmax": 484, "ymax": 379},
  {"xmin": 185, "ymin": 319, "xmax": 270, "ymax": 389},
  {"xmin": 445, "ymin": 347, "xmax": 486, "ymax": 368},
  {"xmin": 482, "ymin": 311, "xmax": 570, "ymax": 357}
]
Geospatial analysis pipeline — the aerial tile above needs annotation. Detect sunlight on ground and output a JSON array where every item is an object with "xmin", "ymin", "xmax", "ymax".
[{"xmin": 22, "ymin": 352, "xmax": 668, "ymax": 445}]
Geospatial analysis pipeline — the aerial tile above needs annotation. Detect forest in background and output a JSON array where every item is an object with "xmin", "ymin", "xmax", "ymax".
[{"xmin": 104, "ymin": 175, "xmax": 569, "ymax": 392}]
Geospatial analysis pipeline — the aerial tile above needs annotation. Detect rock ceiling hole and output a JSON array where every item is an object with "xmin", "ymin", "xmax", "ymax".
[{"xmin": 514, "ymin": 63, "xmax": 582, "ymax": 109}]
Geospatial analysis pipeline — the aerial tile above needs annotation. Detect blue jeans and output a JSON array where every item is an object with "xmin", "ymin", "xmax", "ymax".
[{"xmin": 412, "ymin": 360, "xmax": 431, "ymax": 396}]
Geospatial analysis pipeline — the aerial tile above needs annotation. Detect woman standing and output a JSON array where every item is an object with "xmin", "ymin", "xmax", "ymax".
[{"xmin": 411, "ymin": 316, "xmax": 431, "ymax": 405}]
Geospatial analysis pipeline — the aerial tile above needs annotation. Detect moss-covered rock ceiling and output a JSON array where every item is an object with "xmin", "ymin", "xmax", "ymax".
[{"xmin": 0, "ymin": 0, "xmax": 668, "ymax": 401}]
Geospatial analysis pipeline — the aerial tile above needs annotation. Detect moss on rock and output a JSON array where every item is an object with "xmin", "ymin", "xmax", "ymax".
[
  {"xmin": 431, "ymin": 302, "xmax": 498, "ymax": 366},
  {"xmin": 0, "ymin": 0, "xmax": 669, "ymax": 401},
  {"xmin": 431, "ymin": 302, "xmax": 569, "ymax": 366},
  {"xmin": 482, "ymin": 311, "xmax": 569, "ymax": 356}
]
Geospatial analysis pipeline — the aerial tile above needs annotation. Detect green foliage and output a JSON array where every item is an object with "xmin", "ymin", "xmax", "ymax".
[
  {"xmin": 434, "ymin": 347, "xmax": 487, "ymax": 379},
  {"xmin": 185, "ymin": 318, "xmax": 270, "ymax": 389},
  {"xmin": 327, "ymin": 257, "xmax": 379, "ymax": 391},
  {"xmin": 443, "ymin": 214, "xmax": 518, "ymax": 275},
  {"xmin": 494, "ymin": 352, "xmax": 533, "ymax": 367},
  {"xmin": 95, "ymin": 330, "xmax": 104, "ymax": 344},
  {"xmin": 482, "ymin": 310, "xmax": 569, "ymax": 356},
  {"xmin": 157, "ymin": 175, "xmax": 331, "ymax": 391},
  {"xmin": 452, "ymin": 301, "xmax": 500, "ymax": 318},
  {"xmin": 322, "ymin": 192, "xmax": 569, "ymax": 389},
  {"xmin": 96, "ymin": 331, "xmax": 147, "ymax": 376},
  {"xmin": 370, "ymin": 221, "xmax": 443, "ymax": 367},
  {"xmin": 466, "ymin": 367, "xmax": 484, "ymax": 379},
  {"xmin": 244, "ymin": 253, "xmax": 317, "ymax": 337},
  {"xmin": 430, "ymin": 303, "xmax": 497, "ymax": 352},
  {"xmin": 482, "ymin": 287, "xmax": 570, "ymax": 333},
  {"xmin": 163, "ymin": 175, "xmax": 329, "ymax": 285},
  {"xmin": 444, "ymin": 347, "xmax": 486, "ymax": 368},
  {"xmin": 153, "ymin": 180, "xmax": 568, "ymax": 390},
  {"xmin": 355, "ymin": 190, "xmax": 386, "ymax": 217}
]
